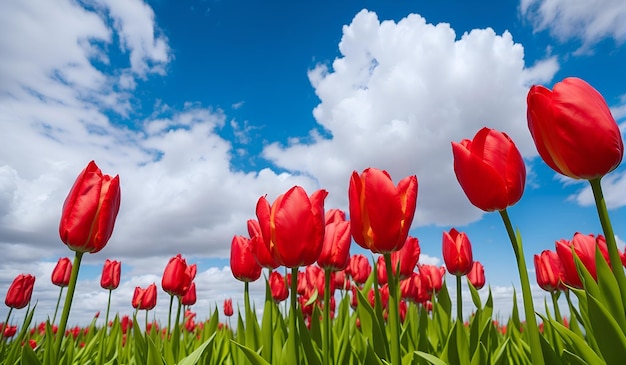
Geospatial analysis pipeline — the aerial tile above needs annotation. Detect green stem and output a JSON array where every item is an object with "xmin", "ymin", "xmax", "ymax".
[
  {"xmin": 244, "ymin": 281, "xmax": 255, "ymax": 349},
  {"xmin": 290, "ymin": 267, "xmax": 299, "ymax": 363},
  {"xmin": 551, "ymin": 291, "xmax": 562, "ymax": 325},
  {"xmin": 145, "ymin": 310, "xmax": 149, "ymax": 336},
  {"xmin": 589, "ymin": 178, "xmax": 626, "ymax": 306},
  {"xmin": 499, "ymin": 209, "xmax": 544, "ymax": 365},
  {"xmin": 104, "ymin": 289, "xmax": 112, "ymax": 333},
  {"xmin": 98, "ymin": 288, "xmax": 113, "ymax": 365},
  {"xmin": 52, "ymin": 287, "xmax": 64, "ymax": 325},
  {"xmin": 173, "ymin": 296, "xmax": 182, "ymax": 361},
  {"xmin": 384, "ymin": 253, "xmax": 401, "ymax": 365},
  {"xmin": 267, "ymin": 268, "xmax": 273, "ymax": 362},
  {"xmin": 456, "ymin": 275, "xmax": 463, "ymax": 323},
  {"xmin": 0, "ymin": 308, "xmax": 13, "ymax": 350},
  {"xmin": 167, "ymin": 294, "xmax": 174, "ymax": 334},
  {"xmin": 323, "ymin": 268, "xmax": 332, "ymax": 365},
  {"xmin": 55, "ymin": 251, "xmax": 84, "ymax": 356}
]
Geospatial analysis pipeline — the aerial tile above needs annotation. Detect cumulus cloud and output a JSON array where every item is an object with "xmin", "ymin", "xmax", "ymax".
[
  {"xmin": 520, "ymin": 0, "xmax": 626, "ymax": 51},
  {"xmin": 264, "ymin": 10, "xmax": 558, "ymax": 227}
]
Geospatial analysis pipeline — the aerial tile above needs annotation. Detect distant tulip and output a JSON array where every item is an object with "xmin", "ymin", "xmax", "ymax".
[
  {"xmin": 332, "ymin": 270, "xmax": 351, "ymax": 290},
  {"xmin": 51, "ymin": 257, "xmax": 72, "ymax": 287},
  {"xmin": 5, "ymin": 274, "xmax": 35, "ymax": 309},
  {"xmin": 527, "ymin": 77, "xmax": 624, "ymax": 180},
  {"xmin": 376, "ymin": 255, "xmax": 388, "ymax": 285},
  {"xmin": 161, "ymin": 254, "xmax": 193, "ymax": 297},
  {"xmin": 100, "ymin": 259, "xmax": 121, "ymax": 290},
  {"xmin": 467, "ymin": 261, "xmax": 485, "ymax": 290},
  {"xmin": 317, "ymin": 210, "xmax": 351, "ymax": 271},
  {"xmin": 390, "ymin": 236, "xmax": 421, "ymax": 280},
  {"xmin": 419, "ymin": 265, "xmax": 445, "ymax": 295},
  {"xmin": 3, "ymin": 325, "xmax": 17, "ymax": 338},
  {"xmin": 452, "ymin": 128, "xmax": 525, "ymax": 212},
  {"xmin": 556, "ymin": 233, "xmax": 610, "ymax": 289},
  {"xmin": 223, "ymin": 298, "xmax": 233, "ymax": 317},
  {"xmin": 247, "ymin": 219, "xmax": 279, "ymax": 269},
  {"xmin": 349, "ymin": 168, "xmax": 418, "ymax": 253},
  {"xmin": 534, "ymin": 250, "xmax": 565, "ymax": 292},
  {"xmin": 325, "ymin": 209, "xmax": 346, "ymax": 225},
  {"xmin": 256, "ymin": 186, "xmax": 327, "ymax": 267},
  {"xmin": 132, "ymin": 283, "xmax": 157, "ymax": 310},
  {"xmin": 621, "ymin": 249, "xmax": 626, "ymax": 268},
  {"xmin": 442, "ymin": 228, "xmax": 473, "ymax": 276},
  {"xmin": 59, "ymin": 160, "xmax": 121, "ymax": 253},
  {"xmin": 230, "ymin": 235, "xmax": 262, "ymax": 282},
  {"xmin": 347, "ymin": 254, "xmax": 371, "ymax": 285},
  {"xmin": 181, "ymin": 282, "xmax": 197, "ymax": 306},
  {"xmin": 269, "ymin": 271, "xmax": 289, "ymax": 303}
]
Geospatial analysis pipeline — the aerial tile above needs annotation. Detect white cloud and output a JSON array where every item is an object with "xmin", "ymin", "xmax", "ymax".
[
  {"xmin": 569, "ymin": 170, "xmax": 626, "ymax": 209},
  {"xmin": 520, "ymin": 0, "xmax": 626, "ymax": 51},
  {"xmin": 264, "ymin": 10, "xmax": 557, "ymax": 227}
]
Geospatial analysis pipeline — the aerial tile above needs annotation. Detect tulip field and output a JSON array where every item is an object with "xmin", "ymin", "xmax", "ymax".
[{"xmin": 1, "ymin": 76, "xmax": 625, "ymax": 365}]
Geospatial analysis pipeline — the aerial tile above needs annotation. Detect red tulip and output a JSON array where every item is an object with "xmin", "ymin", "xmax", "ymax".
[
  {"xmin": 390, "ymin": 236, "xmax": 421, "ymax": 280},
  {"xmin": 419, "ymin": 264, "xmax": 445, "ymax": 295},
  {"xmin": 269, "ymin": 271, "xmax": 289, "ymax": 303},
  {"xmin": 467, "ymin": 261, "xmax": 485, "ymax": 290},
  {"xmin": 376, "ymin": 255, "xmax": 388, "ymax": 285},
  {"xmin": 325, "ymin": 209, "xmax": 346, "ymax": 225},
  {"xmin": 452, "ymin": 128, "xmax": 525, "ymax": 212},
  {"xmin": 59, "ymin": 160, "xmax": 121, "ymax": 253},
  {"xmin": 100, "ymin": 259, "xmax": 121, "ymax": 290},
  {"xmin": 181, "ymin": 282, "xmax": 197, "ymax": 306},
  {"xmin": 317, "ymin": 210, "xmax": 351, "ymax": 271},
  {"xmin": 5, "ymin": 274, "xmax": 35, "ymax": 309},
  {"xmin": 534, "ymin": 250, "xmax": 565, "ymax": 292},
  {"xmin": 556, "ymin": 233, "xmax": 610, "ymax": 289},
  {"xmin": 621, "ymin": 249, "xmax": 626, "ymax": 268},
  {"xmin": 3, "ymin": 324, "xmax": 17, "ymax": 338},
  {"xmin": 230, "ymin": 235, "xmax": 262, "ymax": 282},
  {"xmin": 247, "ymin": 219, "xmax": 279, "ymax": 269},
  {"xmin": 527, "ymin": 77, "xmax": 624, "ymax": 180},
  {"xmin": 442, "ymin": 228, "xmax": 474, "ymax": 276},
  {"xmin": 132, "ymin": 283, "xmax": 157, "ymax": 310},
  {"xmin": 305, "ymin": 265, "xmax": 330, "ymax": 297},
  {"xmin": 223, "ymin": 298, "xmax": 233, "ymax": 317},
  {"xmin": 347, "ymin": 254, "xmax": 371, "ymax": 285},
  {"xmin": 256, "ymin": 186, "xmax": 327, "ymax": 268},
  {"xmin": 349, "ymin": 168, "xmax": 418, "ymax": 253},
  {"xmin": 161, "ymin": 254, "xmax": 193, "ymax": 297},
  {"xmin": 51, "ymin": 257, "xmax": 72, "ymax": 287}
]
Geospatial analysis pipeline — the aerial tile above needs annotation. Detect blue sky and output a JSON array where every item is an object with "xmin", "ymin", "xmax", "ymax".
[{"xmin": 0, "ymin": 0, "xmax": 625, "ymax": 326}]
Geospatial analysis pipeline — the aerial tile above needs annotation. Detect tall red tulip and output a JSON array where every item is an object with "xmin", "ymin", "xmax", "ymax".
[
  {"xmin": 230, "ymin": 235, "xmax": 262, "ymax": 282},
  {"xmin": 390, "ymin": 236, "xmax": 421, "ymax": 280},
  {"xmin": 100, "ymin": 259, "xmax": 121, "ymax": 290},
  {"xmin": 347, "ymin": 254, "xmax": 371, "ymax": 286},
  {"xmin": 132, "ymin": 283, "xmax": 157, "ymax": 310},
  {"xmin": 534, "ymin": 250, "xmax": 565, "ymax": 292},
  {"xmin": 59, "ymin": 160, "xmax": 121, "ymax": 254},
  {"xmin": 223, "ymin": 298, "xmax": 233, "ymax": 317},
  {"xmin": 247, "ymin": 219, "xmax": 278, "ymax": 269},
  {"xmin": 317, "ymin": 209, "xmax": 351, "ymax": 271},
  {"xmin": 51, "ymin": 258, "xmax": 72, "ymax": 287},
  {"xmin": 161, "ymin": 254, "xmax": 193, "ymax": 297},
  {"xmin": 269, "ymin": 271, "xmax": 289, "ymax": 303},
  {"xmin": 349, "ymin": 168, "xmax": 418, "ymax": 253},
  {"xmin": 256, "ymin": 186, "xmax": 327, "ymax": 268},
  {"xmin": 467, "ymin": 261, "xmax": 485, "ymax": 290},
  {"xmin": 442, "ymin": 228, "xmax": 474, "ymax": 276},
  {"xmin": 5, "ymin": 274, "xmax": 35, "ymax": 309},
  {"xmin": 452, "ymin": 128, "xmax": 525, "ymax": 212},
  {"xmin": 556, "ymin": 233, "xmax": 610, "ymax": 289},
  {"xmin": 181, "ymin": 282, "xmax": 197, "ymax": 306},
  {"xmin": 527, "ymin": 77, "xmax": 623, "ymax": 180}
]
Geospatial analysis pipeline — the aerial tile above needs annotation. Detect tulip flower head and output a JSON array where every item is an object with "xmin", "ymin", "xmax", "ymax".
[
  {"xmin": 100, "ymin": 259, "xmax": 121, "ymax": 290},
  {"xmin": 256, "ymin": 186, "xmax": 327, "ymax": 268},
  {"xmin": 442, "ymin": 228, "xmax": 474, "ymax": 276},
  {"xmin": 181, "ymin": 282, "xmax": 197, "ymax": 306},
  {"xmin": 534, "ymin": 250, "xmax": 565, "ymax": 292},
  {"xmin": 51, "ymin": 257, "xmax": 72, "ymax": 288},
  {"xmin": 556, "ymin": 233, "xmax": 610, "ymax": 289},
  {"xmin": 349, "ymin": 168, "xmax": 418, "ymax": 253},
  {"xmin": 269, "ymin": 271, "xmax": 289, "ymax": 303},
  {"xmin": 59, "ymin": 160, "xmax": 121, "ymax": 254},
  {"xmin": 317, "ymin": 209, "xmax": 351, "ymax": 271},
  {"xmin": 347, "ymin": 254, "xmax": 372, "ymax": 286},
  {"xmin": 527, "ymin": 77, "xmax": 624, "ymax": 180},
  {"xmin": 132, "ymin": 283, "xmax": 157, "ymax": 310},
  {"xmin": 247, "ymin": 219, "xmax": 279, "ymax": 269},
  {"xmin": 467, "ymin": 261, "xmax": 485, "ymax": 290},
  {"xmin": 390, "ymin": 236, "xmax": 421, "ymax": 280},
  {"xmin": 223, "ymin": 298, "xmax": 234, "ymax": 317},
  {"xmin": 452, "ymin": 128, "xmax": 526, "ymax": 212},
  {"xmin": 230, "ymin": 235, "xmax": 262, "ymax": 282},
  {"xmin": 5, "ymin": 274, "xmax": 36, "ymax": 309},
  {"xmin": 161, "ymin": 254, "xmax": 193, "ymax": 297}
]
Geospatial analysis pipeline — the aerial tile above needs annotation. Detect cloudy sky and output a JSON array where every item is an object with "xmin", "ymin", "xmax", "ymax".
[{"xmin": 1, "ymin": 0, "xmax": 625, "ymax": 327}]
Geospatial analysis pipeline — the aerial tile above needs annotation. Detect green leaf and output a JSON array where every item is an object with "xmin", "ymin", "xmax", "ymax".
[
  {"xmin": 467, "ymin": 280, "xmax": 482, "ymax": 309},
  {"xmin": 355, "ymin": 287, "xmax": 389, "ymax": 359},
  {"xmin": 470, "ymin": 343, "xmax": 487, "ymax": 365},
  {"xmin": 586, "ymin": 292, "xmax": 626, "ymax": 365},
  {"xmin": 414, "ymin": 351, "xmax": 449, "ymax": 365},
  {"xmin": 594, "ymin": 244, "xmax": 626, "ymax": 334},
  {"xmin": 178, "ymin": 334, "xmax": 215, "ymax": 365},
  {"xmin": 21, "ymin": 340, "xmax": 42, "ymax": 365},
  {"xmin": 232, "ymin": 341, "xmax": 271, "ymax": 365},
  {"xmin": 296, "ymin": 308, "xmax": 322, "ymax": 365},
  {"xmin": 146, "ymin": 335, "xmax": 164, "ymax": 365},
  {"xmin": 539, "ymin": 314, "xmax": 603, "ymax": 365}
]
